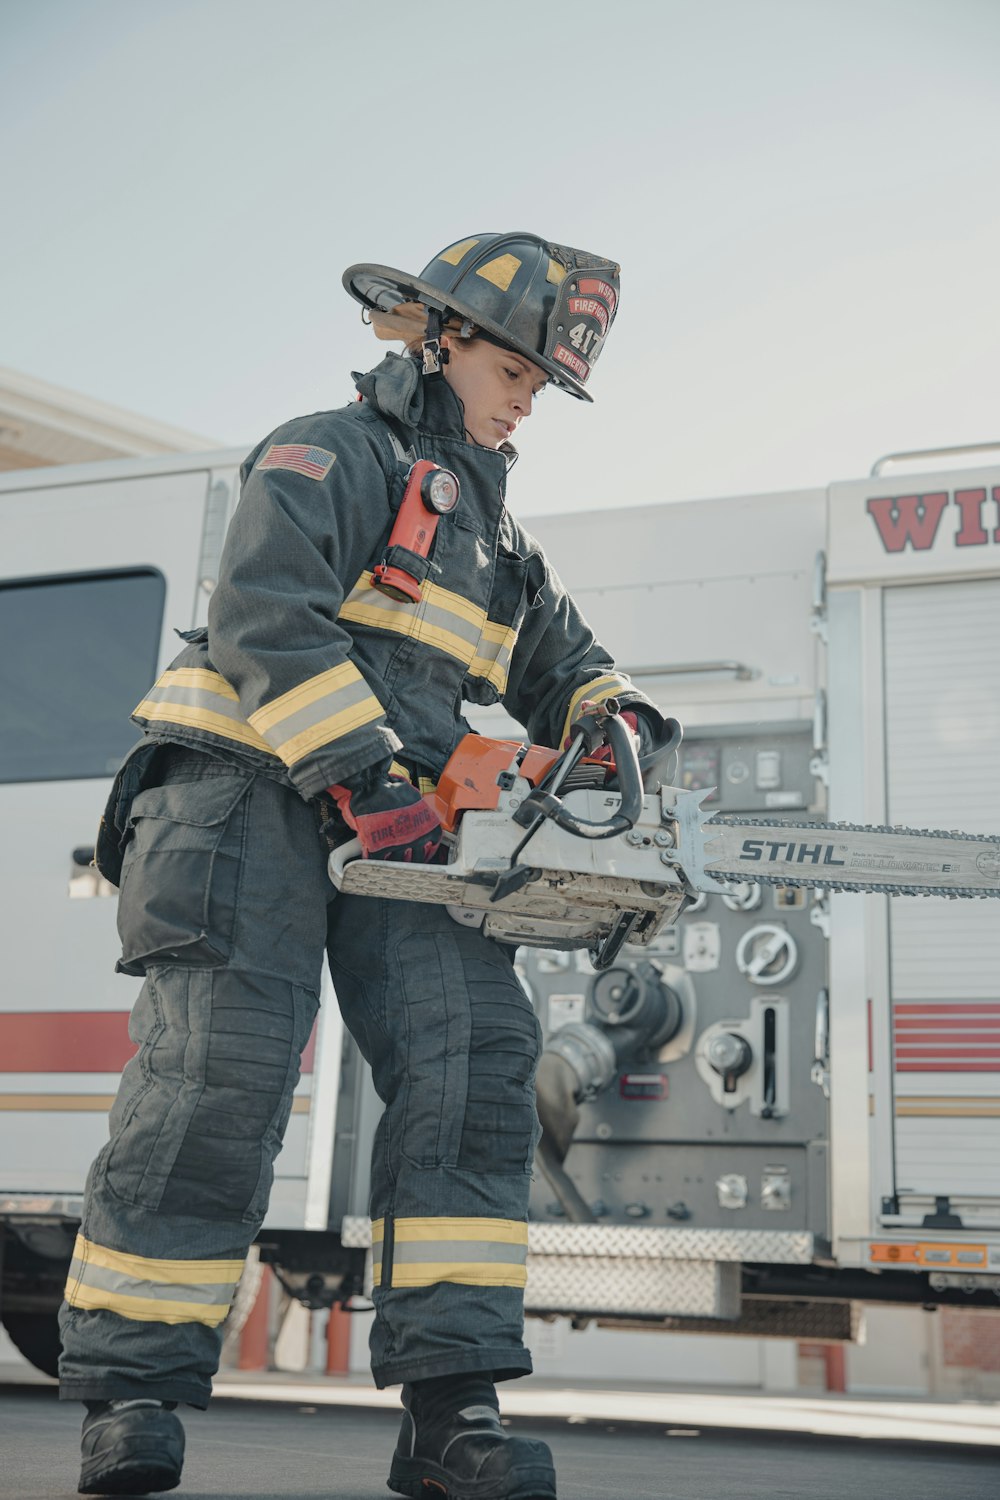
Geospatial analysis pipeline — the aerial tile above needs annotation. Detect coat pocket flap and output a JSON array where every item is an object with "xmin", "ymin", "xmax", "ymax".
[{"xmin": 129, "ymin": 774, "xmax": 252, "ymax": 829}]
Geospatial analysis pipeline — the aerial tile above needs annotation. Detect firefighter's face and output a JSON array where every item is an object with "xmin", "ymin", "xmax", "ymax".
[{"xmin": 441, "ymin": 336, "xmax": 548, "ymax": 448}]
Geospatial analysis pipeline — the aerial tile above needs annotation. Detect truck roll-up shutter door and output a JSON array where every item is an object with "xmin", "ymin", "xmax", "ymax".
[{"xmin": 883, "ymin": 578, "xmax": 1000, "ymax": 1208}]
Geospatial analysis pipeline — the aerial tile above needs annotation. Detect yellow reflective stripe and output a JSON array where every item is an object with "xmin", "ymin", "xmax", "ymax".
[
  {"xmin": 470, "ymin": 621, "xmax": 517, "ymax": 692},
  {"xmin": 476, "ymin": 253, "xmax": 521, "ymax": 293},
  {"xmin": 271, "ymin": 698, "xmax": 384, "ymax": 766},
  {"xmin": 387, "ymin": 1263, "xmax": 527, "ymax": 1289},
  {"xmin": 64, "ymin": 1236, "xmax": 243, "ymax": 1327},
  {"xmin": 370, "ymin": 1217, "xmax": 529, "ymax": 1290},
  {"xmin": 70, "ymin": 1235, "xmax": 244, "ymax": 1285},
  {"xmin": 342, "ymin": 572, "xmax": 516, "ymax": 691},
  {"xmin": 341, "ymin": 596, "xmax": 477, "ymax": 666},
  {"xmin": 423, "ymin": 579, "xmax": 489, "ymax": 632},
  {"xmin": 479, "ymin": 620, "xmax": 516, "ymax": 650},
  {"xmin": 248, "ymin": 662, "xmax": 369, "ymax": 735},
  {"xmin": 468, "ymin": 654, "xmax": 508, "ymax": 693},
  {"xmin": 66, "ymin": 1283, "xmax": 230, "ymax": 1326},
  {"xmin": 345, "ymin": 571, "xmax": 490, "ymax": 636},
  {"xmin": 417, "ymin": 776, "xmax": 437, "ymax": 796},
  {"xmin": 439, "ymin": 237, "xmax": 479, "ymax": 266},
  {"xmin": 389, "ymin": 761, "xmax": 412, "ymax": 783},
  {"xmin": 157, "ymin": 667, "xmax": 240, "ymax": 701},
  {"xmin": 134, "ymin": 698, "xmax": 275, "ymax": 754},
  {"xmin": 560, "ymin": 674, "xmax": 634, "ymax": 746},
  {"xmin": 393, "ymin": 1217, "xmax": 528, "ymax": 1245}
]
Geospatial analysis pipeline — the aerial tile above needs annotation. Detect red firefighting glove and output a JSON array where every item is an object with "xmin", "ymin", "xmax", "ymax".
[
  {"xmin": 328, "ymin": 766, "xmax": 442, "ymax": 863},
  {"xmin": 564, "ymin": 702, "xmax": 643, "ymax": 765}
]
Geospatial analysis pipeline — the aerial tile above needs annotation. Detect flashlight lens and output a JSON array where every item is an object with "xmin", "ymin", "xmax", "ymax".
[{"xmin": 423, "ymin": 469, "xmax": 460, "ymax": 514}]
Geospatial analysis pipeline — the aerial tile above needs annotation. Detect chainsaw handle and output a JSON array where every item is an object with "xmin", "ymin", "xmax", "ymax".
[
  {"xmin": 639, "ymin": 716, "xmax": 683, "ymax": 792},
  {"xmin": 515, "ymin": 709, "xmax": 645, "ymax": 840},
  {"xmin": 327, "ymin": 838, "xmax": 363, "ymax": 889}
]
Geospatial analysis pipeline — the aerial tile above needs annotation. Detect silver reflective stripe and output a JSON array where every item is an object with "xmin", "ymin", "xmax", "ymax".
[
  {"xmin": 252, "ymin": 675, "xmax": 383, "ymax": 760},
  {"xmin": 392, "ymin": 1240, "xmax": 527, "ymax": 1267},
  {"xmin": 247, "ymin": 662, "xmax": 386, "ymax": 766},
  {"xmin": 64, "ymin": 1234, "xmax": 244, "ymax": 1326},
  {"xmin": 135, "ymin": 669, "xmax": 276, "ymax": 755},
  {"xmin": 341, "ymin": 577, "xmax": 484, "ymax": 655},
  {"xmin": 340, "ymin": 573, "xmax": 518, "ymax": 692},
  {"xmin": 66, "ymin": 1255, "xmax": 234, "ymax": 1307}
]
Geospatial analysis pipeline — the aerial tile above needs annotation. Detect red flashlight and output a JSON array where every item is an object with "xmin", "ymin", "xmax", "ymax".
[{"xmin": 371, "ymin": 460, "xmax": 460, "ymax": 603}]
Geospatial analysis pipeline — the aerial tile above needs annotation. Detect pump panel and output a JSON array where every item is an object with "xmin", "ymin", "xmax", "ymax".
[{"xmin": 524, "ymin": 722, "xmax": 830, "ymax": 1242}]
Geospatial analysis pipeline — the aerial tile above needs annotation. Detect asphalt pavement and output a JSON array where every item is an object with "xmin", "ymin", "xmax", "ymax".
[{"xmin": 2, "ymin": 1380, "xmax": 1000, "ymax": 1500}]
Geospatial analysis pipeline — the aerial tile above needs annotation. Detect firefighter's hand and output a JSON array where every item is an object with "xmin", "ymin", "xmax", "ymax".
[
  {"xmin": 565, "ymin": 703, "xmax": 643, "ymax": 764},
  {"xmin": 328, "ymin": 768, "xmax": 442, "ymax": 862}
]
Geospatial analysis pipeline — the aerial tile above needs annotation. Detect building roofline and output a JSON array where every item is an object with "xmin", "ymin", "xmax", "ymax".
[
  {"xmin": 0, "ymin": 364, "xmax": 223, "ymax": 456},
  {"xmin": 0, "ymin": 447, "xmax": 247, "ymax": 492}
]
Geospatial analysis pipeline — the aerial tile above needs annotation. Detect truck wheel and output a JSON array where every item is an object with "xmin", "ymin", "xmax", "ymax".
[{"xmin": 2, "ymin": 1309, "xmax": 61, "ymax": 1379}]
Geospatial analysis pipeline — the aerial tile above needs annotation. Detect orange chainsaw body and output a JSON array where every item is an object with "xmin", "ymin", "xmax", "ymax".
[{"xmin": 425, "ymin": 735, "xmax": 561, "ymax": 835}]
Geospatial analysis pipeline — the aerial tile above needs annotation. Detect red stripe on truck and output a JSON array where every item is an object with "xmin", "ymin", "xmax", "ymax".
[
  {"xmin": 892, "ymin": 1002, "xmax": 1000, "ymax": 1073},
  {"xmin": 0, "ymin": 1012, "xmax": 317, "ymax": 1074}
]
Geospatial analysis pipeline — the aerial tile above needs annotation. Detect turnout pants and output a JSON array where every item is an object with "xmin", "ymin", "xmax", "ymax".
[{"xmin": 59, "ymin": 748, "xmax": 540, "ymax": 1406}]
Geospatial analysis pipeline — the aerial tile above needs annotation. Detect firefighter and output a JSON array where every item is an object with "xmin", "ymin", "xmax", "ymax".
[{"xmin": 61, "ymin": 232, "xmax": 664, "ymax": 1498}]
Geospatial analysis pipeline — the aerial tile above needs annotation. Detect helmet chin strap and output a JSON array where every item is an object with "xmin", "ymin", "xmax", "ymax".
[
  {"xmin": 421, "ymin": 308, "xmax": 449, "ymax": 376},
  {"xmin": 422, "ymin": 312, "xmax": 479, "ymax": 377}
]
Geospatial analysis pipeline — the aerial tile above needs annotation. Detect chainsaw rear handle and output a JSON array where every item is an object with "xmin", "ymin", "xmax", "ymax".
[{"xmin": 513, "ymin": 706, "xmax": 645, "ymax": 840}]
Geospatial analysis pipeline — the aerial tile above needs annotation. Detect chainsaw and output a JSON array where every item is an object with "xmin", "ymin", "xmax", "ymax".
[{"xmin": 329, "ymin": 701, "xmax": 1000, "ymax": 969}]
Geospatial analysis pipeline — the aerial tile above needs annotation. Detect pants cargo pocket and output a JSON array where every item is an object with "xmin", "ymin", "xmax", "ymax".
[
  {"xmin": 115, "ymin": 773, "xmax": 253, "ymax": 975},
  {"xmin": 95, "ymin": 739, "xmax": 166, "ymax": 887}
]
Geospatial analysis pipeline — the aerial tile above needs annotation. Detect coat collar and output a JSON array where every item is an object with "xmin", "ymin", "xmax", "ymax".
[{"xmin": 354, "ymin": 353, "xmax": 518, "ymax": 463}]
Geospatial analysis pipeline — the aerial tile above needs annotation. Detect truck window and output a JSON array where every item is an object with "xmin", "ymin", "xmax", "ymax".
[{"xmin": 0, "ymin": 568, "xmax": 165, "ymax": 783}]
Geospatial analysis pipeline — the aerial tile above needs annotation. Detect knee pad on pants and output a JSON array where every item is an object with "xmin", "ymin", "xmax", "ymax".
[
  {"xmin": 458, "ymin": 955, "xmax": 541, "ymax": 1174},
  {"xmin": 104, "ymin": 968, "xmax": 318, "ymax": 1222}
]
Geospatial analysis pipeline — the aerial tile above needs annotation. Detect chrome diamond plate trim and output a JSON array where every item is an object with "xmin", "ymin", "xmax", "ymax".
[
  {"xmin": 525, "ymin": 1255, "xmax": 741, "ymax": 1318},
  {"xmin": 341, "ymin": 1215, "xmax": 373, "ymax": 1248},
  {"xmin": 526, "ymin": 1225, "xmax": 814, "ymax": 1263}
]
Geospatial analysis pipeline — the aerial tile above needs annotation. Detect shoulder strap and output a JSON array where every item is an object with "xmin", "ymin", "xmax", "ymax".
[
  {"xmin": 356, "ymin": 395, "xmax": 418, "ymax": 468},
  {"xmin": 380, "ymin": 411, "xmax": 418, "ymax": 466}
]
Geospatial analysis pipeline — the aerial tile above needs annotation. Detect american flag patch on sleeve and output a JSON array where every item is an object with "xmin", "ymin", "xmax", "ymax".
[{"xmin": 257, "ymin": 443, "xmax": 337, "ymax": 480}]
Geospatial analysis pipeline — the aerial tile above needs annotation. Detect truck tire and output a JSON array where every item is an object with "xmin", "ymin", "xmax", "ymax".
[{"xmin": 2, "ymin": 1309, "xmax": 61, "ymax": 1379}]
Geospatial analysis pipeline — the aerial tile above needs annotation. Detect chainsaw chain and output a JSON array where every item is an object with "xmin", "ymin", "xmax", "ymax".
[{"xmin": 701, "ymin": 814, "xmax": 1000, "ymax": 900}]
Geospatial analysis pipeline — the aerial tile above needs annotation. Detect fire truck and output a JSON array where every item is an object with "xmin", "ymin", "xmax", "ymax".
[{"xmin": 1, "ymin": 442, "xmax": 998, "ymax": 1378}]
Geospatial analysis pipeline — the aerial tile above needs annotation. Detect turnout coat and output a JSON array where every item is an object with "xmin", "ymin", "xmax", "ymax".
[{"xmin": 129, "ymin": 352, "xmax": 657, "ymax": 802}]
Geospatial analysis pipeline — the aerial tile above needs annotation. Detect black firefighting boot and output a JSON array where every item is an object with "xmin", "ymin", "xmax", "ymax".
[
  {"xmin": 78, "ymin": 1398, "xmax": 185, "ymax": 1495},
  {"xmin": 388, "ymin": 1374, "xmax": 557, "ymax": 1499}
]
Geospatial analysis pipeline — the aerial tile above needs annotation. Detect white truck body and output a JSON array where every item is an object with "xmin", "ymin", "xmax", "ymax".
[
  {"xmin": 1, "ymin": 447, "xmax": 998, "ymax": 1357},
  {"xmin": 517, "ymin": 464, "xmax": 1000, "ymax": 1308}
]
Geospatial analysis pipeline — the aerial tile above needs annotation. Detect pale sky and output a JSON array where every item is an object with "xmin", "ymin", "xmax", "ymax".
[{"xmin": 3, "ymin": 0, "xmax": 999, "ymax": 516}]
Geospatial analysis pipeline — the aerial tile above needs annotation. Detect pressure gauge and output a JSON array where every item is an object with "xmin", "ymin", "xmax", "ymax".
[{"xmin": 735, "ymin": 923, "xmax": 799, "ymax": 986}]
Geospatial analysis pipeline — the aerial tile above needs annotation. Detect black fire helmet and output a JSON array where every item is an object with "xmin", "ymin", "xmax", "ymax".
[{"xmin": 343, "ymin": 232, "xmax": 620, "ymax": 402}]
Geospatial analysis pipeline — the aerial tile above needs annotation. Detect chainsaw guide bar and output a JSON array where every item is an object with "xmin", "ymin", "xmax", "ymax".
[{"xmin": 703, "ymin": 815, "xmax": 1000, "ymax": 900}]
